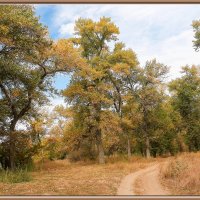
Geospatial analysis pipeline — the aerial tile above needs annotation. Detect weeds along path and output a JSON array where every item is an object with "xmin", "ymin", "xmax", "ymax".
[{"xmin": 117, "ymin": 163, "xmax": 169, "ymax": 195}]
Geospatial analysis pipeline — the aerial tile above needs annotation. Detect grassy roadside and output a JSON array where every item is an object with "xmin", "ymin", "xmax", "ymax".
[
  {"xmin": 0, "ymin": 156, "xmax": 158, "ymax": 195},
  {"xmin": 0, "ymin": 169, "xmax": 32, "ymax": 184},
  {"xmin": 160, "ymin": 152, "xmax": 200, "ymax": 195}
]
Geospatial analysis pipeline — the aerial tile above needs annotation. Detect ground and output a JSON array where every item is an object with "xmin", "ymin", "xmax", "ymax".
[
  {"xmin": 1, "ymin": 153, "xmax": 200, "ymax": 195},
  {"xmin": 117, "ymin": 163, "xmax": 169, "ymax": 195},
  {"xmin": 0, "ymin": 157, "xmax": 161, "ymax": 195}
]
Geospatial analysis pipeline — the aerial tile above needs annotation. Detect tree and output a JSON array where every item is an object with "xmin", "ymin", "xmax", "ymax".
[
  {"xmin": 106, "ymin": 42, "xmax": 139, "ymax": 158},
  {"xmin": 192, "ymin": 20, "xmax": 200, "ymax": 51},
  {"xmin": 122, "ymin": 98, "xmax": 142, "ymax": 156},
  {"xmin": 63, "ymin": 17, "xmax": 119, "ymax": 164},
  {"xmin": 169, "ymin": 65, "xmax": 200, "ymax": 151},
  {"xmin": 146, "ymin": 99, "xmax": 181, "ymax": 157},
  {"xmin": 135, "ymin": 59, "xmax": 169, "ymax": 158},
  {"xmin": 0, "ymin": 5, "xmax": 85, "ymax": 169}
]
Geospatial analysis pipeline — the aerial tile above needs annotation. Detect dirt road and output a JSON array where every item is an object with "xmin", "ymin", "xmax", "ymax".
[{"xmin": 117, "ymin": 164, "xmax": 169, "ymax": 195}]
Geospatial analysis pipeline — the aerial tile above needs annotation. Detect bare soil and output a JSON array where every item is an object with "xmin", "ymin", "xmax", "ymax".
[{"xmin": 117, "ymin": 163, "xmax": 169, "ymax": 195}]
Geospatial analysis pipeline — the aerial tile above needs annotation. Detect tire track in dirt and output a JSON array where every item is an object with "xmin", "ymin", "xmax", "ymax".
[{"xmin": 117, "ymin": 163, "xmax": 169, "ymax": 195}]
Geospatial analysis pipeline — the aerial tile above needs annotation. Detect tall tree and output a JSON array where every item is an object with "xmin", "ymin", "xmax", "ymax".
[
  {"xmin": 0, "ymin": 5, "xmax": 85, "ymax": 169},
  {"xmin": 106, "ymin": 42, "xmax": 139, "ymax": 158},
  {"xmin": 63, "ymin": 17, "xmax": 119, "ymax": 164},
  {"xmin": 136, "ymin": 59, "xmax": 169, "ymax": 158}
]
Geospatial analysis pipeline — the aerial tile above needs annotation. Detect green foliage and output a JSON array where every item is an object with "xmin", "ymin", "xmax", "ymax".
[
  {"xmin": 148, "ymin": 101, "xmax": 180, "ymax": 156},
  {"xmin": 0, "ymin": 130, "xmax": 42, "ymax": 169},
  {"xmin": 169, "ymin": 65, "xmax": 200, "ymax": 151},
  {"xmin": 192, "ymin": 20, "xmax": 200, "ymax": 51},
  {"xmin": 0, "ymin": 5, "xmax": 85, "ymax": 169},
  {"xmin": 43, "ymin": 137, "xmax": 67, "ymax": 161},
  {"xmin": 133, "ymin": 59, "xmax": 169, "ymax": 158}
]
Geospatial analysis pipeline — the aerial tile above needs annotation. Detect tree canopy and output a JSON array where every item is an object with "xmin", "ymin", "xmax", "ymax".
[{"xmin": 0, "ymin": 6, "xmax": 200, "ymax": 169}]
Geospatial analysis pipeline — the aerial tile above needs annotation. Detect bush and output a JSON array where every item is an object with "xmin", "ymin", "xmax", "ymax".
[
  {"xmin": 163, "ymin": 159, "xmax": 188, "ymax": 178},
  {"xmin": 68, "ymin": 139, "xmax": 97, "ymax": 162},
  {"xmin": 105, "ymin": 154, "xmax": 129, "ymax": 163},
  {"xmin": 68, "ymin": 147, "xmax": 96, "ymax": 162},
  {"xmin": 0, "ymin": 169, "xmax": 32, "ymax": 183},
  {"xmin": 0, "ymin": 130, "xmax": 41, "ymax": 170},
  {"xmin": 160, "ymin": 152, "xmax": 200, "ymax": 194}
]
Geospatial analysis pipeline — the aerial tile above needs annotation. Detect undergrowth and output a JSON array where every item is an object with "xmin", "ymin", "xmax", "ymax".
[{"xmin": 0, "ymin": 168, "xmax": 32, "ymax": 183}]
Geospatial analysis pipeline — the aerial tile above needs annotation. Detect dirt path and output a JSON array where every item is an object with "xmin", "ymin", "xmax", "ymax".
[{"xmin": 117, "ymin": 163, "xmax": 169, "ymax": 195}]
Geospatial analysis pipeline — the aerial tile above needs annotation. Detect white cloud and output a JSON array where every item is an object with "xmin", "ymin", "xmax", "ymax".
[
  {"xmin": 51, "ymin": 97, "xmax": 65, "ymax": 106},
  {"xmin": 46, "ymin": 4, "xmax": 200, "ymax": 77},
  {"xmin": 35, "ymin": 4, "xmax": 200, "ymax": 107},
  {"xmin": 133, "ymin": 28, "xmax": 199, "ymax": 80},
  {"xmin": 59, "ymin": 22, "xmax": 75, "ymax": 36},
  {"xmin": 43, "ymin": 96, "xmax": 65, "ymax": 112}
]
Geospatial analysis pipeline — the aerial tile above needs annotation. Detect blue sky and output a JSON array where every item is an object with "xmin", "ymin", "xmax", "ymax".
[{"xmin": 35, "ymin": 4, "xmax": 200, "ymax": 107}]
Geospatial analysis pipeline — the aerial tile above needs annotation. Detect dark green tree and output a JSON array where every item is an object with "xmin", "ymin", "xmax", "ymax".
[{"xmin": 169, "ymin": 65, "xmax": 200, "ymax": 151}]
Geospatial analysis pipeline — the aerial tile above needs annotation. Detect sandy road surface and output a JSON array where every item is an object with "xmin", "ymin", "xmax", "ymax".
[{"xmin": 117, "ymin": 164, "xmax": 169, "ymax": 195}]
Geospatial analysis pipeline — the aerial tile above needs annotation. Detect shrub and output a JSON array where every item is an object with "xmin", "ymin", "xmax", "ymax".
[
  {"xmin": 160, "ymin": 152, "xmax": 200, "ymax": 195},
  {"xmin": 162, "ymin": 159, "xmax": 188, "ymax": 178}
]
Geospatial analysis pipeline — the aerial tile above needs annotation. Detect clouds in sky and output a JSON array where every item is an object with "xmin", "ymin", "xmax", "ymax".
[{"xmin": 35, "ymin": 4, "xmax": 200, "ymax": 106}]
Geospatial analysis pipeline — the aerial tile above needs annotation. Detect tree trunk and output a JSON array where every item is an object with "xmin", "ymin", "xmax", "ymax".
[
  {"xmin": 143, "ymin": 108, "xmax": 151, "ymax": 159},
  {"xmin": 127, "ymin": 137, "xmax": 131, "ymax": 159},
  {"xmin": 9, "ymin": 135, "xmax": 15, "ymax": 170},
  {"xmin": 9, "ymin": 120, "xmax": 17, "ymax": 170},
  {"xmin": 96, "ymin": 130, "xmax": 105, "ymax": 164},
  {"xmin": 145, "ymin": 136, "xmax": 151, "ymax": 159}
]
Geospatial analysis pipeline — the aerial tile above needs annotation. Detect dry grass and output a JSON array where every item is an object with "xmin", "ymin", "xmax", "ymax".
[
  {"xmin": 0, "ymin": 169, "xmax": 32, "ymax": 184},
  {"xmin": 0, "ymin": 156, "xmax": 158, "ymax": 195},
  {"xmin": 160, "ymin": 152, "xmax": 200, "ymax": 195}
]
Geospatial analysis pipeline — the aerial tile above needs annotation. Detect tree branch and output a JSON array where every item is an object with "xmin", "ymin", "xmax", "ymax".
[
  {"xmin": 17, "ymin": 90, "xmax": 32, "ymax": 119},
  {"xmin": 0, "ymin": 82, "xmax": 17, "ymax": 118}
]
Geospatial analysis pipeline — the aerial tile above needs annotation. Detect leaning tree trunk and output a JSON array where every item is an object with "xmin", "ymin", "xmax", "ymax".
[{"xmin": 96, "ymin": 129, "xmax": 105, "ymax": 164}]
